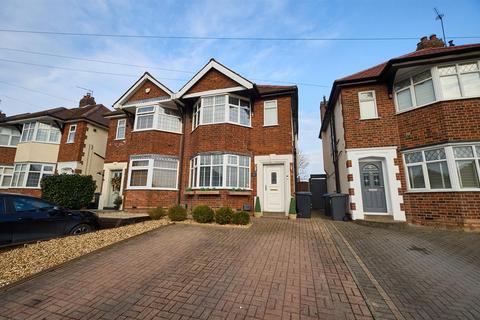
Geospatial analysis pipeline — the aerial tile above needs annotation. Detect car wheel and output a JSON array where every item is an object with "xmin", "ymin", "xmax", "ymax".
[{"xmin": 70, "ymin": 224, "xmax": 93, "ymax": 235}]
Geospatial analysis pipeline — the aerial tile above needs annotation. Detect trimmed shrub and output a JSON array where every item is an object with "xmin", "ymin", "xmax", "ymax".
[
  {"xmin": 215, "ymin": 207, "xmax": 234, "ymax": 225},
  {"xmin": 168, "ymin": 205, "xmax": 187, "ymax": 221},
  {"xmin": 148, "ymin": 207, "xmax": 166, "ymax": 220},
  {"xmin": 255, "ymin": 197, "xmax": 261, "ymax": 212},
  {"xmin": 232, "ymin": 211, "xmax": 250, "ymax": 225},
  {"xmin": 192, "ymin": 205, "xmax": 214, "ymax": 223},
  {"xmin": 289, "ymin": 197, "xmax": 297, "ymax": 214},
  {"xmin": 41, "ymin": 174, "xmax": 96, "ymax": 209}
]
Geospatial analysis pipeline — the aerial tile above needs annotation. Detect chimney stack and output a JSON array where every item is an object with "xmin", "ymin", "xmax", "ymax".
[
  {"xmin": 416, "ymin": 34, "xmax": 445, "ymax": 51},
  {"xmin": 0, "ymin": 110, "xmax": 5, "ymax": 119},
  {"xmin": 79, "ymin": 93, "xmax": 96, "ymax": 108}
]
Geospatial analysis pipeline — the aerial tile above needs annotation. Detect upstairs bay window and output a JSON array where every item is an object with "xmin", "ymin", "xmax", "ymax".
[
  {"xmin": 394, "ymin": 60, "xmax": 480, "ymax": 112},
  {"xmin": 189, "ymin": 154, "xmax": 250, "ymax": 189},
  {"xmin": 0, "ymin": 127, "xmax": 20, "ymax": 147},
  {"xmin": 134, "ymin": 105, "xmax": 182, "ymax": 133},
  {"xmin": 192, "ymin": 94, "xmax": 251, "ymax": 130},
  {"xmin": 128, "ymin": 155, "xmax": 179, "ymax": 189},
  {"xmin": 404, "ymin": 144, "xmax": 480, "ymax": 191},
  {"xmin": 11, "ymin": 163, "xmax": 55, "ymax": 188},
  {"xmin": 20, "ymin": 122, "xmax": 61, "ymax": 144}
]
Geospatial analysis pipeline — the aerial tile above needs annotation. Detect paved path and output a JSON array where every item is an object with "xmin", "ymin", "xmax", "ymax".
[
  {"xmin": 329, "ymin": 221, "xmax": 480, "ymax": 320},
  {"xmin": 0, "ymin": 218, "xmax": 372, "ymax": 320}
]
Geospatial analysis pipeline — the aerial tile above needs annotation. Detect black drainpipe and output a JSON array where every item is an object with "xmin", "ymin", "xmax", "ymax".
[{"xmin": 327, "ymin": 97, "xmax": 341, "ymax": 193}]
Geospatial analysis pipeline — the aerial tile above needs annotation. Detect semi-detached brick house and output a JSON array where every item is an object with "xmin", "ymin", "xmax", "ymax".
[
  {"xmin": 0, "ymin": 94, "xmax": 110, "ymax": 197},
  {"xmin": 99, "ymin": 59, "xmax": 299, "ymax": 214},
  {"xmin": 320, "ymin": 36, "xmax": 480, "ymax": 230}
]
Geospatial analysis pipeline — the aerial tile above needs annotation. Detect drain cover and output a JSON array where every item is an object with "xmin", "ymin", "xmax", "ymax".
[{"xmin": 407, "ymin": 245, "xmax": 430, "ymax": 254}]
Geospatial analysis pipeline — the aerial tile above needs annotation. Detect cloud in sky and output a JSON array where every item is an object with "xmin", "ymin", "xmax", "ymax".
[{"xmin": 1, "ymin": 0, "xmax": 479, "ymax": 175}]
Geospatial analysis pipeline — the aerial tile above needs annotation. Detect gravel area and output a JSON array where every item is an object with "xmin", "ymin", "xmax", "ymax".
[{"xmin": 0, "ymin": 219, "xmax": 170, "ymax": 288}]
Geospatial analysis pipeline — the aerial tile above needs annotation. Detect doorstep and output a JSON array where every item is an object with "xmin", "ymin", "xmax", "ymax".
[{"xmin": 353, "ymin": 214, "xmax": 408, "ymax": 230}]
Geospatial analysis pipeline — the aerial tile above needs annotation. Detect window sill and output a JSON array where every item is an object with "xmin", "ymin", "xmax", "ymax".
[
  {"xmin": 132, "ymin": 128, "xmax": 182, "ymax": 135},
  {"xmin": 228, "ymin": 190, "xmax": 252, "ymax": 196},
  {"xmin": 406, "ymin": 189, "xmax": 480, "ymax": 193},
  {"xmin": 0, "ymin": 145, "xmax": 18, "ymax": 148},
  {"xmin": 359, "ymin": 117, "xmax": 380, "ymax": 121},
  {"xmin": 114, "ymin": 138, "xmax": 125, "ymax": 141},
  {"xmin": 192, "ymin": 122, "xmax": 252, "ymax": 132},
  {"xmin": 263, "ymin": 124, "xmax": 278, "ymax": 127},
  {"xmin": 195, "ymin": 190, "xmax": 220, "ymax": 195},
  {"xmin": 395, "ymin": 95, "xmax": 480, "ymax": 115},
  {"xmin": 126, "ymin": 187, "xmax": 179, "ymax": 191}
]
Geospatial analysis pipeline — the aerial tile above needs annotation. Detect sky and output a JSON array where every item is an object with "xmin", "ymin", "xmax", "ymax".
[{"xmin": 0, "ymin": 0, "xmax": 479, "ymax": 177}]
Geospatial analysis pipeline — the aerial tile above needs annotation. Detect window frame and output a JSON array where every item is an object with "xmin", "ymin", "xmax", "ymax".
[
  {"xmin": 192, "ymin": 93, "xmax": 251, "ymax": 131},
  {"xmin": 403, "ymin": 143, "xmax": 480, "ymax": 193},
  {"xmin": 263, "ymin": 100, "xmax": 278, "ymax": 127},
  {"xmin": 0, "ymin": 127, "xmax": 21, "ymax": 148},
  {"xmin": 66, "ymin": 124, "xmax": 76, "ymax": 144},
  {"xmin": 189, "ymin": 153, "xmax": 251, "ymax": 190},
  {"xmin": 393, "ymin": 59, "xmax": 480, "ymax": 113},
  {"xmin": 0, "ymin": 166, "xmax": 14, "ymax": 188},
  {"xmin": 19, "ymin": 121, "xmax": 61, "ymax": 144},
  {"xmin": 127, "ymin": 155, "xmax": 179, "ymax": 190},
  {"xmin": 116, "ymin": 119, "xmax": 126, "ymax": 140},
  {"xmin": 358, "ymin": 90, "xmax": 379, "ymax": 120},
  {"xmin": 10, "ymin": 163, "xmax": 55, "ymax": 189},
  {"xmin": 133, "ymin": 105, "xmax": 182, "ymax": 134}
]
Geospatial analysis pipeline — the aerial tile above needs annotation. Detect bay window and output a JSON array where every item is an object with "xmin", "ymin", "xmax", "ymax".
[
  {"xmin": 0, "ymin": 166, "xmax": 13, "ymax": 188},
  {"xmin": 189, "ymin": 154, "xmax": 250, "ymax": 189},
  {"xmin": 20, "ymin": 122, "xmax": 61, "ymax": 143},
  {"xmin": 192, "ymin": 94, "xmax": 251, "ymax": 130},
  {"xmin": 0, "ymin": 127, "xmax": 20, "ymax": 147},
  {"xmin": 404, "ymin": 144, "xmax": 480, "ymax": 191},
  {"xmin": 394, "ymin": 60, "xmax": 480, "ymax": 112},
  {"xmin": 11, "ymin": 163, "xmax": 55, "ymax": 188},
  {"xmin": 128, "ymin": 155, "xmax": 178, "ymax": 189},
  {"xmin": 134, "ymin": 105, "xmax": 182, "ymax": 133}
]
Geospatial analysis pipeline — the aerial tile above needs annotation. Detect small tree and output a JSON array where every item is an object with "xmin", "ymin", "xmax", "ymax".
[
  {"xmin": 255, "ymin": 197, "xmax": 261, "ymax": 212},
  {"xmin": 41, "ymin": 174, "xmax": 96, "ymax": 209},
  {"xmin": 289, "ymin": 197, "xmax": 297, "ymax": 214}
]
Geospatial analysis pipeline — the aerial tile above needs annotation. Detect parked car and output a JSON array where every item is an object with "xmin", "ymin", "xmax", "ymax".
[{"xmin": 0, "ymin": 193, "xmax": 99, "ymax": 247}]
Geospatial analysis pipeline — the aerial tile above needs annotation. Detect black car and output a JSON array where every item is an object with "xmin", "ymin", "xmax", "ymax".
[{"xmin": 0, "ymin": 193, "xmax": 99, "ymax": 247}]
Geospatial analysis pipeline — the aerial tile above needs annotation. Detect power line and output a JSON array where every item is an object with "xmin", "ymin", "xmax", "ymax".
[
  {"xmin": 0, "ymin": 93, "xmax": 41, "ymax": 108},
  {"xmin": 0, "ymin": 80, "xmax": 75, "ymax": 102},
  {"xmin": 0, "ymin": 28, "xmax": 479, "ymax": 41},
  {"xmin": 0, "ymin": 48, "xmax": 329, "ymax": 87}
]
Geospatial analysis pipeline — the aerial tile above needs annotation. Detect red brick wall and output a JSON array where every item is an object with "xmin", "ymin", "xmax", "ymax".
[
  {"xmin": 123, "ymin": 190, "xmax": 178, "ymax": 211},
  {"xmin": 183, "ymin": 191, "xmax": 252, "ymax": 212},
  {"xmin": 0, "ymin": 146, "xmax": 16, "ymax": 165},
  {"xmin": 126, "ymin": 79, "xmax": 170, "ymax": 103},
  {"xmin": 57, "ymin": 122, "xmax": 87, "ymax": 162},
  {"xmin": 185, "ymin": 69, "xmax": 240, "ymax": 95},
  {"xmin": 397, "ymin": 98, "xmax": 480, "ymax": 149},
  {"xmin": 340, "ymin": 85, "xmax": 400, "ymax": 149},
  {"xmin": 6, "ymin": 188, "xmax": 42, "ymax": 197},
  {"xmin": 340, "ymin": 84, "xmax": 480, "ymax": 229},
  {"xmin": 105, "ymin": 117, "xmax": 130, "ymax": 163}
]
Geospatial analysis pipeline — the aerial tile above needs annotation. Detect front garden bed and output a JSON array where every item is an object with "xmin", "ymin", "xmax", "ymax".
[{"xmin": 0, "ymin": 219, "xmax": 170, "ymax": 288}]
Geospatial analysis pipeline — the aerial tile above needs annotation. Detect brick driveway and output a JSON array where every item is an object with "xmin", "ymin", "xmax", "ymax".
[
  {"xmin": 0, "ymin": 218, "xmax": 372, "ymax": 320},
  {"xmin": 329, "ymin": 221, "xmax": 480, "ymax": 320}
]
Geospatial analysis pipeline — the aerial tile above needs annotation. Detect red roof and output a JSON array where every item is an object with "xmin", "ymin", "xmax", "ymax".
[{"xmin": 339, "ymin": 43, "xmax": 480, "ymax": 82}]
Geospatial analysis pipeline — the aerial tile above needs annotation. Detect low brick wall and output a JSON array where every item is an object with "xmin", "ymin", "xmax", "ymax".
[
  {"xmin": 403, "ymin": 192, "xmax": 480, "ymax": 230},
  {"xmin": 182, "ymin": 190, "xmax": 253, "ymax": 212}
]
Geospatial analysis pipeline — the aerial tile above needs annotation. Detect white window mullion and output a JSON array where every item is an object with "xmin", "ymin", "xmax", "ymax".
[
  {"xmin": 147, "ymin": 159, "xmax": 154, "ymax": 188},
  {"xmin": 421, "ymin": 151, "xmax": 431, "ymax": 189},
  {"xmin": 223, "ymin": 154, "xmax": 227, "ymax": 188},
  {"xmin": 445, "ymin": 146, "xmax": 461, "ymax": 190},
  {"xmin": 431, "ymin": 66, "xmax": 443, "ymax": 101}
]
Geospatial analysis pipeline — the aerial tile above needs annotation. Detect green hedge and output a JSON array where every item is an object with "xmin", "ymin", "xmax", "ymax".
[
  {"xmin": 232, "ymin": 211, "xmax": 250, "ymax": 225},
  {"xmin": 41, "ymin": 174, "xmax": 96, "ymax": 209},
  {"xmin": 192, "ymin": 205, "xmax": 214, "ymax": 223},
  {"xmin": 148, "ymin": 207, "xmax": 166, "ymax": 220},
  {"xmin": 168, "ymin": 205, "xmax": 187, "ymax": 221},
  {"xmin": 215, "ymin": 207, "xmax": 234, "ymax": 225}
]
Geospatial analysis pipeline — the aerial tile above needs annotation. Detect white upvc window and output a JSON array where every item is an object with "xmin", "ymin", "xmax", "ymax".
[
  {"xmin": 189, "ymin": 153, "xmax": 250, "ymax": 189},
  {"xmin": 0, "ymin": 127, "xmax": 20, "ymax": 147},
  {"xmin": 358, "ymin": 91, "xmax": 378, "ymax": 119},
  {"xmin": 192, "ymin": 94, "xmax": 251, "ymax": 130},
  {"xmin": 116, "ymin": 119, "xmax": 126, "ymax": 140},
  {"xmin": 134, "ymin": 105, "xmax": 182, "ymax": 133},
  {"xmin": 0, "ymin": 166, "xmax": 14, "ymax": 188},
  {"xmin": 438, "ymin": 61, "xmax": 480, "ymax": 99},
  {"xmin": 66, "ymin": 124, "xmax": 76, "ymax": 143},
  {"xmin": 20, "ymin": 121, "xmax": 61, "ymax": 144},
  {"xmin": 11, "ymin": 163, "xmax": 55, "ymax": 188},
  {"xmin": 263, "ymin": 100, "xmax": 278, "ymax": 126},
  {"xmin": 395, "ymin": 70, "xmax": 436, "ymax": 112},
  {"xmin": 404, "ymin": 144, "xmax": 480, "ymax": 192},
  {"xmin": 128, "ymin": 155, "xmax": 179, "ymax": 190}
]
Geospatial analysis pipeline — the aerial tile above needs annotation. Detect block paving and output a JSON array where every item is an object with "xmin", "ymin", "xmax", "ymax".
[{"xmin": 0, "ymin": 218, "xmax": 372, "ymax": 320}]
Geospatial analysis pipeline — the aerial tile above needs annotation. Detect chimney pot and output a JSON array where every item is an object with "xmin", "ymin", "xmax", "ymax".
[
  {"xmin": 416, "ymin": 34, "xmax": 445, "ymax": 51},
  {"xmin": 79, "ymin": 94, "xmax": 96, "ymax": 108},
  {"xmin": 429, "ymin": 34, "xmax": 437, "ymax": 40},
  {"xmin": 421, "ymin": 36, "xmax": 428, "ymax": 42}
]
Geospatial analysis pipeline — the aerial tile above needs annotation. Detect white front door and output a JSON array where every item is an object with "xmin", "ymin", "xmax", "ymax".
[
  {"xmin": 107, "ymin": 170, "xmax": 123, "ymax": 208},
  {"xmin": 263, "ymin": 165, "xmax": 285, "ymax": 212}
]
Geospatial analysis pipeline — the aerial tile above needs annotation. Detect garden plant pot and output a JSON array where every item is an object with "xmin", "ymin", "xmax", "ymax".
[
  {"xmin": 254, "ymin": 212, "xmax": 263, "ymax": 218},
  {"xmin": 289, "ymin": 214, "xmax": 297, "ymax": 220}
]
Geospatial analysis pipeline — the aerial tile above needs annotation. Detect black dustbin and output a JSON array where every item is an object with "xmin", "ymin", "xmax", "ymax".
[
  {"xmin": 330, "ymin": 193, "xmax": 349, "ymax": 221},
  {"xmin": 323, "ymin": 193, "xmax": 333, "ymax": 216},
  {"xmin": 296, "ymin": 192, "xmax": 312, "ymax": 218}
]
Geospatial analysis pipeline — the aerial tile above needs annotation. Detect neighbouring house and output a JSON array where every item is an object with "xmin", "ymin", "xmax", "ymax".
[
  {"xmin": 320, "ymin": 35, "xmax": 480, "ymax": 229},
  {"xmin": 99, "ymin": 59, "xmax": 299, "ymax": 214},
  {"xmin": 0, "ymin": 94, "xmax": 110, "ymax": 197}
]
